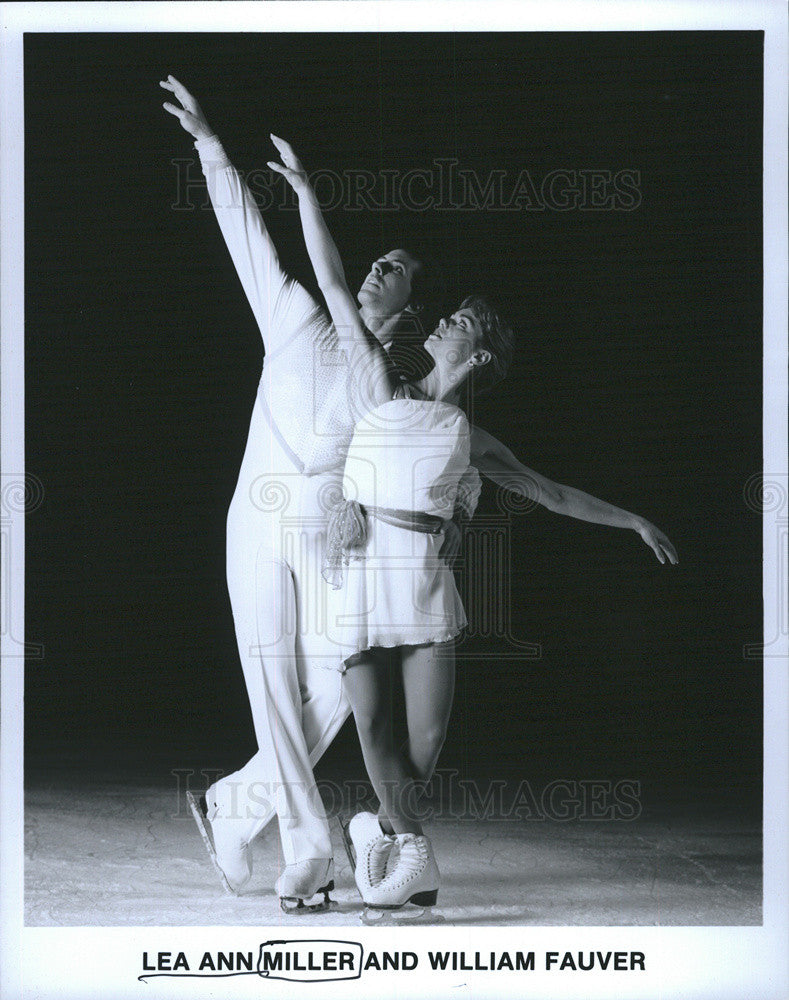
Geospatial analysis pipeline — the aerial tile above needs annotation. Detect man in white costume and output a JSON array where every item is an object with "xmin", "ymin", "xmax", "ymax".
[
  {"xmin": 162, "ymin": 77, "xmax": 678, "ymax": 910},
  {"xmin": 162, "ymin": 77, "xmax": 477, "ymax": 909}
]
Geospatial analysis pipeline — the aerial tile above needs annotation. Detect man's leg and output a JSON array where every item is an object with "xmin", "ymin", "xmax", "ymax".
[
  {"xmin": 301, "ymin": 669, "xmax": 352, "ymax": 766},
  {"xmin": 228, "ymin": 546, "xmax": 333, "ymax": 865},
  {"xmin": 212, "ymin": 665, "xmax": 349, "ymax": 848},
  {"xmin": 207, "ymin": 498, "xmax": 348, "ymax": 871},
  {"xmin": 293, "ymin": 514, "xmax": 353, "ymax": 766}
]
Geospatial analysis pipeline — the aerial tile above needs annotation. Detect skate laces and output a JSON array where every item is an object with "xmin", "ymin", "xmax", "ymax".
[
  {"xmin": 366, "ymin": 835, "xmax": 394, "ymax": 883},
  {"xmin": 382, "ymin": 835, "xmax": 428, "ymax": 888}
]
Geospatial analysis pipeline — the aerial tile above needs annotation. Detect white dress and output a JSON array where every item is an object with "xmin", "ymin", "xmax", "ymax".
[{"xmin": 324, "ymin": 395, "xmax": 475, "ymax": 667}]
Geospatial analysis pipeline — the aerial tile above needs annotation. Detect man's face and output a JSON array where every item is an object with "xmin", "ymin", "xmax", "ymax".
[{"xmin": 357, "ymin": 249, "xmax": 422, "ymax": 318}]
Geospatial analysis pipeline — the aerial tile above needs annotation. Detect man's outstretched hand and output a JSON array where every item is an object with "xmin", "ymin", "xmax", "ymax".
[{"xmin": 160, "ymin": 75, "xmax": 212, "ymax": 140}]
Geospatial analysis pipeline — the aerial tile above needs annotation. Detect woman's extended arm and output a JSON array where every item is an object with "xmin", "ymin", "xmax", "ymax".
[
  {"xmin": 267, "ymin": 135, "xmax": 399, "ymax": 405},
  {"xmin": 470, "ymin": 425, "xmax": 678, "ymax": 564}
]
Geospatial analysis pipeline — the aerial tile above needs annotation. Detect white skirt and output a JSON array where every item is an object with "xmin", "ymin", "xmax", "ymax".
[{"xmin": 323, "ymin": 515, "xmax": 466, "ymax": 670}]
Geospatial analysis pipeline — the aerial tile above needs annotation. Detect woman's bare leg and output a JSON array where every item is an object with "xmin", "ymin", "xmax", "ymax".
[
  {"xmin": 366, "ymin": 641, "xmax": 456, "ymax": 835},
  {"xmin": 343, "ymin": 648, "xmax": 424, "ymax": 835},
  {"xmin": 400, "ymin": 640, "xmax": 455, "ymax": 775}
]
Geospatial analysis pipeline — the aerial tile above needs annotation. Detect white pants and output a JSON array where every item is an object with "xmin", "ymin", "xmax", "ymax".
[
  {"xmin": 193, "ymin": 139, "xmax": 359, "ymax": 866},
  {"xmin": 217, "ymin": 458, "xmax": 351, "ymax": 866}
]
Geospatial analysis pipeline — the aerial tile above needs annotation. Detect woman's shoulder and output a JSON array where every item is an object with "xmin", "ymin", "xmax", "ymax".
[
  {"xmin": 387, "ymin": 395, "xmax": 469, "ymax": 431},
  {"xmin": 356, "ymin": 395, "xmax": 468, "ymax": 434}
]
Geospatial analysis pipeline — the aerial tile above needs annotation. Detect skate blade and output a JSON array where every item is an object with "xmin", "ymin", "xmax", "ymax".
[
  {"xmin": 186, "ymin": 790, "xmax": 238, "ymax": 897},
  {"xmin": 337, "ymin": 816, "xmax": 357, "ymax": 870},
  {"xmin": 365, "ymin": 888, "xmax": 438, "ymax": 910},
  {"xmin": 280, "ymin": 881, "xmax": 337, "ymax": 915},
  {"xmin": 361, "ymin": 905, "xmax": 444, "ymax": 926},
  {"xmin": 361, "ymin": 889, "xmax": 440, "ymax": 925}
]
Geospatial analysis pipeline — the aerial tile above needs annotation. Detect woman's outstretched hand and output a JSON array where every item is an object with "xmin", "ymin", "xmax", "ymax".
[
  {"xmin": 160, "ymin": 75, "xmax": 212, "ymax": 140},
  {"xmin": 267, "ymin": 135, "xmax": 309, "ymax": 194},
  {"xmin": 634, "ymin": 517, "xmax": 678, "ymax": 565}
]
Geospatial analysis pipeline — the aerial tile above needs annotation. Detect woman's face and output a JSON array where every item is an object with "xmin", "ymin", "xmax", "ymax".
[{"xmin": 424, "ymin": 307, "xmax": 484, "ymax": 370}]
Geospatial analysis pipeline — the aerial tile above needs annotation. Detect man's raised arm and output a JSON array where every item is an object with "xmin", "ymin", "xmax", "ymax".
[
  {"xmin": 161, "ymin": 76, "xmax": 323, "ymax": 355},
  {"xmin": 469, "ymin": 425, "xmax": 678, "ymax": 565}
]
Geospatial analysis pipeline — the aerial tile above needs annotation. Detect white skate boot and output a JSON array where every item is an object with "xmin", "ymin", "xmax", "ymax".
[
  {"xmin": 345, "ymin": 812, "xmax": 395, "ymax": 897},
  {"xmin": 186, "ymin": 784, "xmax": 252, "ymax": 895},
  {"xmin": 361, "ymin": 833, "xmax": 439, "ymax": 924},
  {"xmin": 276, "ymin": 858, "xmax": 336, "ymax": 915}
]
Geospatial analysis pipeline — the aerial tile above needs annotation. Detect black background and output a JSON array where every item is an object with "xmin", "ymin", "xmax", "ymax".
[{"xmin": 25, "ymin": 32, "xmax": 762, "ymax": 813}]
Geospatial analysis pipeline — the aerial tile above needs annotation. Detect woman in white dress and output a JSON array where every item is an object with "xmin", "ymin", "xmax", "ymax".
[
  {"xmin": 162, "ymin": 81, "xmax": 677, "ymax": 913},
  {"xmin": 268, "ymin": 137, "xmax": 514, "ymax": 912},
  {"xmin": 267, "ymin": 135, "xmax": 680, "ymax": 914}
]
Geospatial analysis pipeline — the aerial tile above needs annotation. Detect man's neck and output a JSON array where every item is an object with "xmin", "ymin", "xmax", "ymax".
[{"xmin": 358, "ymin": 305, "xmax": 401, "ymax": 350}]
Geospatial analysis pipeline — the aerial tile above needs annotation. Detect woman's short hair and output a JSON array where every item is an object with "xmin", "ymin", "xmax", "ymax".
[{"xmin": 460, "ymin": 294, "xmax": 515, "ymax": 394}]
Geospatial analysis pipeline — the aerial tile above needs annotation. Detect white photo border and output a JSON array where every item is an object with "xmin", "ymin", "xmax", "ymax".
[{"xmin": 2, "ymin": 2, "xmax": 787, "ymax": 999}]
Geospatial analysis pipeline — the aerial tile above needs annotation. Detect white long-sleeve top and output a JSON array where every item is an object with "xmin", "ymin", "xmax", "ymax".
[
  {"xmin": 195, "ymin": 133, "xmax": 360, "ymax": 476},
  {"xmin": 194, "ymin": 134, "xmax": 481, "ymax": 516}
]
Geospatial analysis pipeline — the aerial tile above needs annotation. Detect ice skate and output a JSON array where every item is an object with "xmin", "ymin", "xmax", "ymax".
[
  {"xmin": 186, "ymin": 789, "xmax": 251, "ymax": 895},
  {"xmin": 347, "ymin": 812, "xmax": 395, "ymax": 898},
  {"xmin": 276, "ymin": 858, "xmax": 336, "ymax": 914},
  {"xmin": 360, "ymin": 833, "xmax": 439, "ymax": 925}
]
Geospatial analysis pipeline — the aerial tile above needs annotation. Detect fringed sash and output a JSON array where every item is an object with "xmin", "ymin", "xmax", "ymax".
[{"xmin": 323, "ymin": 499, "xmax": 444, "ymax": 589}]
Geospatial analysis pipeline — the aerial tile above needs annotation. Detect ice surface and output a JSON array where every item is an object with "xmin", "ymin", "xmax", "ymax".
[{"xmin": 24, "ymin": 782, "xmax": 761, "ymax": 926}]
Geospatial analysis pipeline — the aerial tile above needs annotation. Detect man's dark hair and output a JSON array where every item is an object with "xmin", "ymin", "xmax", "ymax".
[
  {"xmin": 399, "ymin": 246, "xmax": 446, "ymax": 317},
  {"xmin": 460, "ymin": 293, "xmax": 515, "ymax": 395}
]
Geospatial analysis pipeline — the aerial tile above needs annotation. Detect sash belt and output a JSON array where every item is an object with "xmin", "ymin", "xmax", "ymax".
[{"xmin": 323, "ymin": 499, "xmax": 444, "ymax": 589}]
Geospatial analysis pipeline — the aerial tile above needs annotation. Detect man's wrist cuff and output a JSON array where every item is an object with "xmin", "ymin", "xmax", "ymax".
[{"xmin": 194, "ymin": 133, "xmax": 231, "ymax": 170}]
